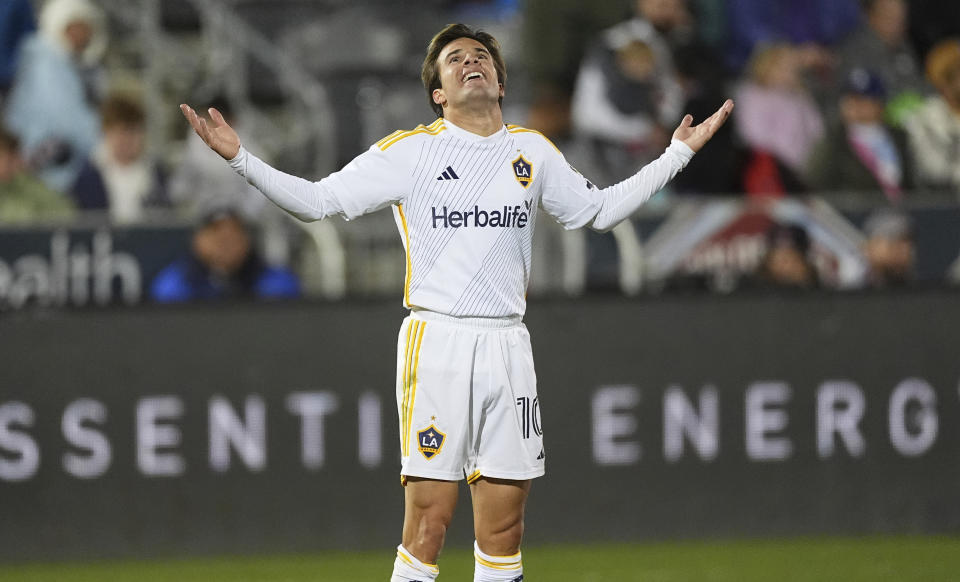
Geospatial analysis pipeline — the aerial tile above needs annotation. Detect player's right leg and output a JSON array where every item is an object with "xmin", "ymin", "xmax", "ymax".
[
  {"xmin": 390, "ymin": 477, "xmax": 459, "ymax": 581},
  {"xmin": 391, "ymin": 314, "xmax": 471, "ymax": 581}
]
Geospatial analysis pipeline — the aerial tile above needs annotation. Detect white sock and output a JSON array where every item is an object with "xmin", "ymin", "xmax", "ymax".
[
  {"xmin": 473, "ymin": 540, "xmax": 523, "ymax": 581},
  {"xmin": 391, "ymin": 544, "xmax": 439, "ymax": 582}
]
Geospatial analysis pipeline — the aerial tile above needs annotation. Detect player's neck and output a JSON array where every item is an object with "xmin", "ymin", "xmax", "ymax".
[{"xmin": 442, "ymin": 106, "xmax": 503, "ymax": 137}]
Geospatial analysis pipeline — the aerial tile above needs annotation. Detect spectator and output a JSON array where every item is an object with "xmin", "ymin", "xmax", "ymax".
[
  {"xmin": 169, "ymin": 96, "xmax": 271, "ymax": 222},
  {"xmin": 643, "ymin": 0, "xmax": 740, "ymax": 195},
  {"xmin": 837, "ymin": 0, "xmax": 927, "ymax": 125},
  {"xmin": 748, "ymin": 223, "xmax": 819, "ymax": 290},
  {"xmin": 571, "ymin": 16, "xmax": 685, "ymax": 182},
  {"xmin": 3, "ymin": 0, "xmax": 106, "ymax": 192},
  {"xmin": 638, "ymin": 0, "xmax": 725, "ymax": 93},
  {"xmin": 0, "ymin": 124, "xmax": 74, "ymax": 223},
  {"xmin": 71, "ymin": 93, "xmax": 170, "ymax": 223},
  {"xmin": 809, "ymin": 68, "xmax": 913, "ymax": 201},
  {"xmin": 903, "ymin": 38, "xmax": 960, "ymax": 194},
  {"xmin": 734, "ymin": 43, "xmax": 824, "ymax": 193},
  {"xmin": 523, "ymin": 0, "xmax": 633, "ymax": 139},
  {"xmin": 0, "ymin": 0, "xmax": 36, "ymax": 97},
  {"xmin": 151, "ymin": 208, "xmax": 300, "ymax": 303},
  {"xmin": 862, "ymin": 208, "xmax": 914, "ymax": 287}
]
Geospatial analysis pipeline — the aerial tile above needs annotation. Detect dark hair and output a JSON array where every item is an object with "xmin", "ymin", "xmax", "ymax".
[
  {"xmin": 421, "ymin": 23, "xmax": 507, "ymax": 118},
  {"xmin": 101, "ymin": 93, "xmax": 146, "ymax": 129},
  {"xmin": 198, "ymin": 206, "xmax": 248, "ymax": 231}
]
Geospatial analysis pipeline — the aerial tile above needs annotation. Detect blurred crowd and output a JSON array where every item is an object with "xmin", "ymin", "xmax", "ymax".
[
  {"xmin": 2, "ymin": 0, "xmax": 960, "ymax": 303},
  {"xmin": 529, "ymin": 0, "xmax": 960, "ymax": 196}
]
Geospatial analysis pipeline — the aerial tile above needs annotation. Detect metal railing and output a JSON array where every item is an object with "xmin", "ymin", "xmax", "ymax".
[{"xmin": 98, "ymin": 0, "xmax": 337, "ymax": 177}]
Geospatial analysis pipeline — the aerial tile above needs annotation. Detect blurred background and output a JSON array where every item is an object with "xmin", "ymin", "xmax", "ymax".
[{"xmin": 1, "ymin": 0, "xmax": 959, "ymax": 579}]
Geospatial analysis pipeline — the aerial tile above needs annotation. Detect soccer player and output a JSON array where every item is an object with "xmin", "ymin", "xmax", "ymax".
[{"xmin": 181, "ymin": 23, "xmax": 732, "ymax": 582}]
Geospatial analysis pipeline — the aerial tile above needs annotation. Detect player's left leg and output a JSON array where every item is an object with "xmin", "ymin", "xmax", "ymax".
[{"xmin": 469, "ymin": 477, "xmax": 530, "ymax": 582}]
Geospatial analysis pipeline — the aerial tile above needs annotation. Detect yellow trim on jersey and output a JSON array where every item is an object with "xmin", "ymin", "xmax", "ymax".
[
  {"xmin": 377, "ymin": 120, "xmax": 439, "ymax": 149},
  {"xmin": 379, "ymin": 119, "xmax": 446, "ymax": 151},
  {"xmin": 397, "ymin": 203, "xmax": 412, "ymax": 307},
  {"xmin": 467, "ymin": 470, "xmax": 483, "ymax": 484},
  {"xmin": 474, "ymin": 553, "xmax": 522, "ymax": 570},
  {"xmin": 375, "ymin": 129, "xmax": 404, "ymax": 149},
  {"xmin": 506, "ymin": 124, "xmax": 561, "ymax": 154}
]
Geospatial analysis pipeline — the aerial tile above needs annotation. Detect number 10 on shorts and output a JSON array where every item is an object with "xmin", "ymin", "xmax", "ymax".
[{"xmin": 515, "ymin": 396, "xmax": 542, "ymax": 439}]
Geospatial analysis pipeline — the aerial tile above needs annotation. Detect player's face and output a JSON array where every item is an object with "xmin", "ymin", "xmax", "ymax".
[{"xmin": 433, "ymin": 37, "xmax": 503, "ymax": 112}]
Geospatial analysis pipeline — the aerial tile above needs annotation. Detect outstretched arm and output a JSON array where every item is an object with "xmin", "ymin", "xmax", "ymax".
[
  {"xmin": 588, "ymin": 100, "xmax": 734, "ymax": 231},
  {"xmin": 180, "ymin": 103, "xmax": 333, "ymax": 221},
  {"xmin": 542, "ymin": 100, "xmax": 735, "ymax": 232},
  {"xmin": 178, "ymin": 104, "xmax": 407, "ymax": 222},
  {"xmin": 180, "ymin": 104, "xmax": 240, "ymax": 160}
]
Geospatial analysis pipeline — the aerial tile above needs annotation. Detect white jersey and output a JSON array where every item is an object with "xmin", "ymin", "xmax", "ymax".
[{"xmin": 229, "ymin": 117, "xmax": 694, "ymax": 317}]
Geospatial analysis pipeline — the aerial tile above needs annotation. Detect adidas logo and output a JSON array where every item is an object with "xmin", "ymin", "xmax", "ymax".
[
  {"xmin": 536, "ymin": 449, "xmax": 544, "ymax": 460},
  {"xmin": 436, "ymin": 166, "xmax": 460, "ymax": 181}
]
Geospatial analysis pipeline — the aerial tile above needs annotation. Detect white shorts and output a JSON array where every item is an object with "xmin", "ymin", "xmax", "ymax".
[{"xmin": 396, "ymin": 310, "xmax": 545, "ymax": 484}]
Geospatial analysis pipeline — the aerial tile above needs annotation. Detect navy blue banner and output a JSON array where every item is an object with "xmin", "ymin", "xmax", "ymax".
[{"xmin": 1, "ymin": 292, "xmax": 959, "ymax": 560}]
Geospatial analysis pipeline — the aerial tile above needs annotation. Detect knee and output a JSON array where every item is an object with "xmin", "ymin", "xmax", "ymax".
[
  {"xmin": 416, "ymin": 511, "xmax": 451, "ymax": 544},
  {"xmin": 476, "ymin": 518, "xmax": 524, "ymax": 556},
  {"xmin": 409, "ymin": 508, "xmax": 455, "ymax": 558}
]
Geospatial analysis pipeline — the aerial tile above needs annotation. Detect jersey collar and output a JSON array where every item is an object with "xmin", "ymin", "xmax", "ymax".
[{"xmin": 440, "ymin": 117, "xmax": 508, "ymax": 143}]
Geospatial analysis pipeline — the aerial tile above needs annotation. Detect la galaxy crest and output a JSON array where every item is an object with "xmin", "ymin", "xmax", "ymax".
[
  {"xmin": 417, "ymin": 425, "xmax": 446, "ymax": 460},
  {"xmin": 512, "ymin": 155, "xmax": 533, "ymax": 188}
]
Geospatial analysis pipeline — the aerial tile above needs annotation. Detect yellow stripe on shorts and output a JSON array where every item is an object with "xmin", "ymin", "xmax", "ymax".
[
  {"xmin": 400, "ymin": 320, "xmax": 416, "ymax": 456},
  {"xmin": 404, "ymin": 321, "xmax": 426, "ymax": 456},
  {"xmin": 402, "ymin": 321, "xmax": 421, "ymax": 457}
]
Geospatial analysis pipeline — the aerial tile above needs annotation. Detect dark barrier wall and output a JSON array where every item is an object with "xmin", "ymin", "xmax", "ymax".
[{"xmin": 2, "ymin": 292, "xmax": 960, "ymax": 561}]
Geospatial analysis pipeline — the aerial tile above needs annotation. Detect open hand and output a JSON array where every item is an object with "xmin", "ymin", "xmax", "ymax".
[
  {"xmin": 672, "ymin": 99, "xmax": 734, "ymax": 153},
  {"xmin": 180, "ymin": 104, "xmax": 241, "ymax": 160}
]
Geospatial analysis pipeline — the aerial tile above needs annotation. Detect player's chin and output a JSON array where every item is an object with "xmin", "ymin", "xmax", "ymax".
[
  {"xmin": 461, "ymin": 82, "xmax": 493, "ymax": 95},
  {"xmin": 463, "ymin": 86, "xmax": 500, "ymax": 101}
]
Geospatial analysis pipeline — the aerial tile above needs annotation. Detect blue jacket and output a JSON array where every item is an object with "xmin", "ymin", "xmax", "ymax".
[{"xmin": 151, "ymin": 254, "xmax": 300, "ymax": 303}]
